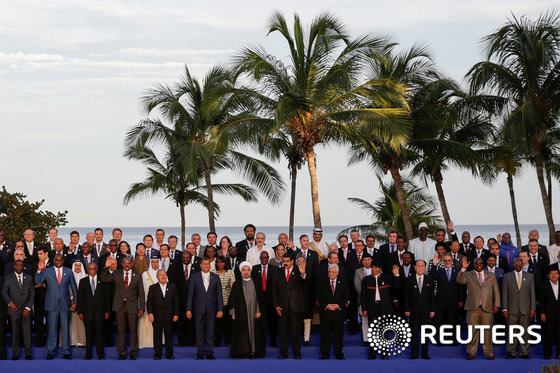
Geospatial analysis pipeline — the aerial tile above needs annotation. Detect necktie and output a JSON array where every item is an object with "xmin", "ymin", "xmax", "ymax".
[
  {"xmin": 478, "ymin": 271, "xmax": 483, "ymax": 286},
  {"xmin": 446, "ymin": 269, "xmax": 451, "ymax": 282},
  {"xmin": 358, "ymin": 253, "xmax": 362, "ymax": 264},
  {"xmin": 400, "ymin": 252, "xmax": 403, "ymax": 265},
  {"xmin": 453, "ymin": 254, "xmax": 457, "ymax": 261},
  {"xmin": 162, "ymin": 259, "xmax": 166, "ymax": 271},
  {"xmin": 303, "ymin": 251, "xmax": 307, "ymax": 260},
  {"xmin": 97, "ymin": 244, "xmax": 101, "ymax": 255},
  {"xmin": 124, "ymin": 272, "xmax": 129, "ymax": 290},
  {"xmin": 57, "ymin": 269, "xmax": 62, "ymax": 284},
  {"xmin": 331, "ymin": 280, "xmax": 335, "ymax": 296},
  {"xmin": 418, "ymin": 276, "xmax": 423, "ymax": 292},
  {"xmin": 391, "ymin": 244, "xmax": 395, "ymax": 253},
  {"xmin": 286, "ymin": 269, "xmax": 290, "ymax": 282},
  {"xmin": 517, "ymin": 272, "xmax": 522, "ymax": 290},
  {"xmin": 262, "ymin": 266, "xmax": 267, "ymax": 291},
  {"xmin": 532, "ymin": 255, "xmax": 537, "ymax": 265},
  {"xmin": 184, "ymin": 266, "xmax": 189, "ymax": 281},
  {"xmin": 18, "ymin": 275, "xmax": 23, "ymax": 288},
  {"xmin": 91, "ymin": 277, "xmax": 96, "ymax": 295},
  {"xmin": 374, "ymin": 276, "xmax": 380, "ymax": 302}
]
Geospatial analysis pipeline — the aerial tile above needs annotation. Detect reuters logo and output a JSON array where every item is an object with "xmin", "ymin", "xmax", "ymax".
[{"xmin": 368, "ymin": 315, "xmax": 411, "ymax": 356}]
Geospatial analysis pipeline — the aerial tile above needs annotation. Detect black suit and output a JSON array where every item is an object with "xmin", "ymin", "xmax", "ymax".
[
  {"xmin": 48, "ymin": 248, "xmax": 72, "ymax": 268},
  {"xmin": 0, "ymin": 276, "xmax": 6, "ymax": 358},
  {"xmin": 272, "ymin": 266, "xmax": 307, "ymax": 357},
  {"xmin": 294, "ymin": 248, "xmax": 319, "ymax": 275},
  {"xmin": 316, "ymin": 275, "xmax": 349, "ymax": 358},
  {"xmin": 2, "ymin": 272, "xmax": 34, "ymax": 357},
  {"xmin": 77, "ymin": 275, "xmax": 110, "ymax": 358},
  {"xmin": 466, "ymin": 249, "xmax": 490, "ymax": 269},
  {"xmin": 235, "ymin": 239, "xmax": 254, "ymax": 261},
  {"xmin": 540, "ymin": 280, "xmax": 560, "ymax": 358},
  {"xmin": 429, "ymin": 266, "xmax": 464, "ymax": 333},
  {"xmin": 461, "ymin": 242, "xmax": 475, "ymax": 256},
  {"xmin": 227, "ymin": 256, "xmax": 241, "ymax": 281},
  {"xmin": 387, "ymin": 250, "xmax": 415, "ymax": 271},
  {"xmin": 252, "ymin": 264, "xmax": 276, "ymax": 345},
  {"xmin": 147, "ymin": 282, "xmax": 179, "ymax": 358},
  {"xmin": 403, "ymin": 274, "xmax": 435, "ymax": 358},
  {"xmin": 528, "ymin": 251, "xmax": 550, "ymax": 280},
  {"xmin": 167, "ymin": 261, "xmax": 199, "ymax": 345},
  {"xmin": 22, "ymin": 241, "xmax": 40, "ymax": 264}
]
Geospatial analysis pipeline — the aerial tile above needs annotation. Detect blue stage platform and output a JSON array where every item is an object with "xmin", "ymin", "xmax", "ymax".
[{"xmin": 1, "ymin": 331, "xmax": 553, "ymax": 373}]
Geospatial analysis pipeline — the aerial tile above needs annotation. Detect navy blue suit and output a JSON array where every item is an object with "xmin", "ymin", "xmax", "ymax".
[
  {"xmin": 186, "ymin": 271, "xmax": 223, "ymax": 355},
  {"xmin": 35, "ymin": 266, "xmax": 77, "ymax": 356}
]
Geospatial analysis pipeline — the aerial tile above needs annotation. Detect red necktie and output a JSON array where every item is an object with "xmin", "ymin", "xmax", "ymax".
[
  {"xmin": 184, "ymin": 266, "xmax": 189, "ymax": 281},
  {"xmin": 358, "ymin": 254, "xmax": 362, "ymax": 264},
  {"xmin": 57, "ymin": 269, "xmax": 62, "ymax": 284},
  {"xmin": 262, "ymin": 266, "xmax": 267, "ymax": 291},
  {"xmin": 286, "ymin": 269, "xmax": 290, "ymax": 282},
  {"xmin": 331, "ymin": 280, "xmax": 335, "ymax": 296},
  {"xmin": 124, "ymin": 272, "xmax": 129, "ymax": 290}
]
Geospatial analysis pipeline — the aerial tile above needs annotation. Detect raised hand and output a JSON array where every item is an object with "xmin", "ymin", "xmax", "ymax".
[
  {"xmin": 392, "ymin": 265, "xmax": 400, "ymax": 276},
  {"xmin": 461, "ymin": 256, "xmax": 470, "ymax": 270},
  {"xmin": 446, "ymin": 221, "xmax": 454, "ymax": 232},
  {"xmin": 433, "ymin": 254, "xmax": 440, "ymax": 266},
  {"xmin": 38, "ymin": 261, "xmax": 46, "ymax": 272}
]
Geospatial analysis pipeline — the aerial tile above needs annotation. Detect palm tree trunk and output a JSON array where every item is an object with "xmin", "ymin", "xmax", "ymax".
[
  {"xmin": 507, "ymin": 172, "xmax": 522, "ymax": 249},
  {"xmin": 547, "ymin": 166, "xmax": 552, "ymax": 209},
  {"xmin": 433, "ymin": 170, "xmax": 451, "ymax": 232},
  {"xmin": 288, "ymin": 164, "xmax": 298, "ymax": 241},
  {"xmin": 389, "ymin": 165, "xmax": 414, "ymax": 240},
  {"xmin": 179, "ymin": 201, "xmax": 186, "ymax": 250},
  {"xmin": 204, "ymin": 166, "xmax": 216, "ymax": 232},
  {"xmin": 304, "ymin": 147, "xmax": 322, "ymax": 229},
  {"xmin": 534, "ymin": 144, "xmax": 556, "ymax": 244}
]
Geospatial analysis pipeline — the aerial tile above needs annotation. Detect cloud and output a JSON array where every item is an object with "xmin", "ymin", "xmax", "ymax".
[{"xmin": 89, "ymin": 48, "xmax": 236, "ymax": 58}]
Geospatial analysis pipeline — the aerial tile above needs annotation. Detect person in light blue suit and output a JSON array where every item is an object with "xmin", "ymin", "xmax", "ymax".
[{"xmin": 35, "ymin": 254, "xmax": 77, "ymax": 359}]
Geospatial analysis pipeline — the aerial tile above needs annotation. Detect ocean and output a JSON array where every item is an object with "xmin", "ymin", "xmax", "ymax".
[{"xmin": 56, "ymin": 224, "xmax": 550, "ymax": 254}]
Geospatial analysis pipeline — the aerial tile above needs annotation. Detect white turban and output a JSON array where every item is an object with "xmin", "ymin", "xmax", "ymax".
[{"xmin": 239, "ymin": 261, "xmax": 252, "ymax": 271}]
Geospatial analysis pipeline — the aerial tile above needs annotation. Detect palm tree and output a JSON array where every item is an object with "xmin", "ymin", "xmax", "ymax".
[
  {"xmin": 235, "ymin": 11, "xmax": 404, "ymax": 229},
  {"xmin": 347, "ymin": 43, "xmax": 435, "ymax": 239},
  {"xmin": 340, "ymin": 175, "xmax": 443, "ymax": 241},
  {"xmin": 409, "ymin": 78, "xmax": 492, "ymax": 231},
  {"xmin": 133, "ymin": 65, "xmax": 285, "ymax": 232},
  {"xmin": 123, "ymin": 130, "xmax": 256, "ymax": 250},
  {"xmin": 467, "ymin": 12, "xmax": 560, "ymax": 243}
]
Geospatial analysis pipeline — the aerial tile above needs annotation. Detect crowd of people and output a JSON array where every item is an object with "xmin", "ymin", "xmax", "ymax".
[{"xmin": 0, "ymin": 223, "xmax": 560, "ymax": 361}]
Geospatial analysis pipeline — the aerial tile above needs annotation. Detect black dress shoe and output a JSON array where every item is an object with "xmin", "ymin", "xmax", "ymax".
[
  {"xmin": 98, "ymin": 357, "xmax": 105, "ymax": 360},
  {"xmin": 166, "ymin": 355, "xmax": 175, "ymax": 360},
  {"xmin": 422, "ymin": 355, "xmax": 431, "ymax": 360},
  {"xmin": 206, "ymin": 354, "xmax": 216, "ymax": 360},
  {"xmin": 12, "ymin": 356, "xmax": 19, "ymax": 360},
  {"xmin": 507, "ymin": 354, "xmax": 516, "ymax": 360},
  {"xmin": 248, "ymin": 354, "xmax": 256, "ymax": 360},
  {"xmin": 278, "ymin": 355, "xmax": 288, "ymax": 359},
  {"xmin": 0, "ymin": 355, "xmax": 6, "ymax": 361},
  {"xmin": 197, "ymin": 354, "xmax": 204, "ymax": 360},
  {"xmin": 154, "ymin": 356, "xmax": 161, "ymax": 360},
  {"xmin": 361, "ymin": 341, "xmax": 369, "ymax": 347},
  {"xmin": 118, "ymin": 355, "xmax": 127, "ymax": 360},
  {"xmin": 409, "ymin": 356, "xmax": 418, "ymax": 360},
  {"xmin": 304, "ymin": 341, "xmax": 311, "ymax": 347},
  {"xmin": 130, "ymin": 355, "xmax": 136, "ymax": 360},
  {"xmin": 46, "ymin": 354, "xmax": 54, "ymax": 360},
  {"xmin": 319, "ymin": 355, "xmax": 329, "ymax": 360},
  {"xmin": 294, "ymin": 355, "xmax": 301, "ymax": 360},
  {"xmin": 381, "ymin": 355, "xmax": 388, "ymax": 360},
  {"xmin": 84, "ymin": 356, "xmax": 92, "ymax": 360},
  {"xmin": 544, "ymin": 355, "xmax": 551, "ymax": 359},
  {"xmin": 25, "ymin": 356, "xmax": 33, "ymax": 360},
  {"xmin": 63, "ymin": 354, "xmax": 72, "ymax": 360},
  {"xmin": 335, "ymin": 355, "xmax": 345, "ymax": 360},
  {"xmin": 520, "ymin": 355, "xmax": 531, "ymax": 360},
  {"xmin": 270, "ymin": 342, "xmax": 278, "ymax": 347},
  {"xmin": 368, "ymin": 353, "xmax": 376, "ymax": 360}
]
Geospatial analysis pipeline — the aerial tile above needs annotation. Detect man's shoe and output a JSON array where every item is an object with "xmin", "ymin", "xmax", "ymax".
[
  {"xmin": 294, "ymin": 355, "xmax": 301, "ymax": 360},
  {"xmin": 381, "ymin": 355, "xmax": 388, "ymax": 360},
  {"xmin": 409, "ymin": 356, "xmax": 418, "ymax": 360},
  {"xmin": 63, "ymin": 354, "xmax": 71, "ymax": 360},
  {"xmin": 487, "ymin": 355, "xmax": 495, "ymax": 360},
  {"xmin": 520, "ymin": 355, "xmax": 531, "ymax": 360},
  {"xmin": 175, "ymin": 342, "xmax": 187, "ymax": 347},
  {"xmin": 0, "ymin": 355, "xmax": 6, "ymax": 361},
  {"xmin": 12, "ymin": 356, "xmax": 19, "ymax": 360},
  {"xmin": 278, "ymin": 355, "xmax": 288, "ymax": 359},
  {"xmin": 196, "ymin": 354, "xmax": 204, "ymax": 360},
  {"xmin": 206, "ymin": 354, "xmax": 216, "ymax": 360},
  {"xmin": 507, "ymin": 355, "xmax": 516, "ymax": 360},
  {"xmin": 166, "ymin": 355, "xmax": 175, "ymax": 360},
  {"xmin": 270, "ymin": 342, "xmax": 278, "ymax": 347},
  {"xmin": 466, "ymin": 354, "xmax": 475, "ymax": 360},
  {"xmin": 544, "ymin": 355, "xmax": 551, "ymax": 359},
  {"xmin": 304, "ymin": 341, "xmax": 311, "ymax": 347},
  {"xmin": 118, "ymin": 355, "xmax": 127, "ymax": 360},
  {"xmin": 46, "ymin": 354, "xmax": 54, "ymax": 360},
  {"xmin": 25, "ymin": 355, "xmax": 33, "ymax": 360},
  {"xmin": 319, "ymin": 355, "xmax": 329, "ymax": 360},
  {"xmin": 422, "ymin": 355, "xmax": 431, "ymax": 360},
  {"xmin": 154, "ymin": 356, "xmax": 161, "ymax": 360},
  {"xmin": 98, "ymin": 357, "xmax": 105, "ymax": 360},
  {"xmin": 335, "ymin": 355, "xmax": 345, "ymax": 360},
  {"xmin": 84, "ymin": 356, "xmax": 92, "ymax": 360},
  {"xmin": 130, "ymin": 355, "xmax": 136, "ymax": 360}
]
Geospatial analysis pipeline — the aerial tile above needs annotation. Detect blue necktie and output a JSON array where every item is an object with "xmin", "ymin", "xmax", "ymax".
[
  {"xmin": 91, "ymin": 278, "xmax": 96, "ymax": 295},
  {"xmin": 446, "ymin": 269, "xmax": 451, "ymax": 282}
]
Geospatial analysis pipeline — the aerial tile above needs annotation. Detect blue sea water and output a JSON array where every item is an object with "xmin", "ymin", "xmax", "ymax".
[{"xmin": 56, "ymin": 224, "xmax": 550, "ymax": 253}]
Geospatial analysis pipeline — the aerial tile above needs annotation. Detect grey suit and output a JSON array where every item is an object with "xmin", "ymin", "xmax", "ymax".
[
  {"xmin": 353, "ymin": 267, "xmax": 371, "ymax": 342},
  {"xmin": 2, "ymin": 272, "xmax": 34, "ymax": 356},
  {"xmin": 94, "ymin": 242, "xmax": 108, "ymax": 258},
  {"xmin": 502, "ymin": 271, "xmax": 536, "ymax": 356}
]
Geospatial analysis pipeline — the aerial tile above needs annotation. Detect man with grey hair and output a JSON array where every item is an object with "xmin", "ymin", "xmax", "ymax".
[
  {"xmin": 22, "ymin": 229, "xmax": 39, "ymax": 263},
  {"xmin": 147, "ymin": 268, "xmax": 178, "ymax": 360},
  {"xmin": 246, "ymin": 232, "xmax": 275, "ymax": 266},
  {"xmin": 317, "ymin": 264, "xmax": 349, "ymax": 360}
]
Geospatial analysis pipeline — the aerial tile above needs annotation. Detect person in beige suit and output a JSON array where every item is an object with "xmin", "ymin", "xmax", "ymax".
[
  {"xmin": 456, "ymin": 257, "xmax": 500, "ymax": 360},
  {"xmin": 501, "ymin": 257, "xmax": 536, "ymax": 359}
]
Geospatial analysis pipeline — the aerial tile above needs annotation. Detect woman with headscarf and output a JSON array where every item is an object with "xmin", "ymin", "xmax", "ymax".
[
  {"xmin": 499, "ymin": 232, "xmax": 519, "ymax": 269},
  {"xmin": 229, "ymin": 261, "xmax": 267, "ymax": 359},
  {"xmin": 69, "ymin": 260, "xmax": 87, "ymax": 346},
  {"xmin": 138, "ymin": 257, "xmax": 161, "ymax": 348}
]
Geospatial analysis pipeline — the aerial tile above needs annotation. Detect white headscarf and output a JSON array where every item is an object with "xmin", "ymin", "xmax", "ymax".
[
  {"xmin": 147, "ymin": 258, "xmax": 160, "ymax": 283},
  {"xmin": 240, "ymin": 261, "xmax": 252, "ymax": 281},
  {"xmin": 72, "ymin": 261, "xmax": 86, "ymax": 289}
]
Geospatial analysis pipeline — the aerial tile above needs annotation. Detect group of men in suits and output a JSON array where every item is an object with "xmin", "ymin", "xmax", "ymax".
[{"xmin": 2, "ymin": 226, "xmax": 560, "ymax": 362}]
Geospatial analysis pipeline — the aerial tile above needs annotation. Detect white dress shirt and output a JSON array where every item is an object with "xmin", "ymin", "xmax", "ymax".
[
  {"xmin": 201, "ymin": 271, "xmax": 210, "ymax": 291},
  {"xmin": 551, "ymin": 280, "xmax": 559, "ymax": 300},
  {"xmin": 159, "ymin": 282, "xmax": 167, "ymax": 297},
  {"xmin": 246, "ymin": 246, "xmax": 276, "ymax": 266},
  {"xmin": 548, "ymin": 244, "xmax": 560, "ymax": 264}
]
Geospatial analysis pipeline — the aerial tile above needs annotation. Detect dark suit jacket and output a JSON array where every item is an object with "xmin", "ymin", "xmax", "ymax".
[
  {"xmin": 466, "ymin": 249, "xmax": 490, "ymax": 269},
  {"xmin": 316, "ymin": 275, "xmax": 349, "ymax": 321},
  {"xmin": 251, "ymin": 264, "xmax": 275, "ymax": 296},
  {"xmin": 461, "ymin": 242, "xmax": 475, "ymax": 255},
  {"xmin": 361, "ymin": 273, "xmax": 399, "ymax": 315},
  {"xmin": 23, "ymin": 241, "xmax": 40, "ymax": 264},
  {"xmin": 93, "ymin": 242, "xmax": 108, "ymax": 258},
  {"xmin": 403, "ymin": 274, "xmax": 436, "ymax": 317},
  {"xmin": 77, "ymin": 276, "xmax": 110, "ymax": 320},
  {"xmin": 186, "ymin": 271, "xmax": 223, "ymax": 314},
  {"xmin": 73, "ymin": 252, "xmax": 99, "ymax": 269},
  {"xmin": 429, "ymin": 266, "xmax": 464, "ymax": 307},
  {"xmin": 387, "ymin": 250, "xmax": 415, "ymax": 272},
  {"xmin": 235, "ymin": 239, "xmax": 253, "ymax": 261},
  {"xmin": 294, "ymin": 248, "xmax": 320, "ymax": 275},
  {"xmin": 101, "ymin": 268, "xmax": 145, "ymax": 314},
  {"xmin": 167, "ymin": 261, "xmax": 200, "ymax": 308},
  {"xmin": 540, "ymin": 280, "xmax": 560, "ymax": 322},
  {"xmin": 147, "ymin": 282, "xmax": 179, "ymax": 321},
  {"xmin": 2, "ymin": 271, "xmax": 34, "ymax": 311},
  {"xmin": 528, "ymin": 251, "xmax": 550, "ymax": 279},
  {"xmin": 272, "ymin": 266, "xmax": 307, "ymax": 313},
  {"xmin": 49, "ymin": 248, "xmax": 73, "ymax": 268},
  {"xmin": 3, "ymin": 262, "xmax": 33, "ymax": 276}
]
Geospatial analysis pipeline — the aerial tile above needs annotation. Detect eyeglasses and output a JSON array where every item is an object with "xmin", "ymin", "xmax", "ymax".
[{"xmin": 462, "ymin": 235, "xmax": 470, "ymax": 238}]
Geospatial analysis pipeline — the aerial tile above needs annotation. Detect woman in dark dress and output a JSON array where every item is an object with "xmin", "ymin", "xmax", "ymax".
[{"xmin": 229, "ymin": 261, "xmax": 267, "ymax": 359}]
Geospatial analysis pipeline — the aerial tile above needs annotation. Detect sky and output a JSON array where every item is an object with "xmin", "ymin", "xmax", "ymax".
[{"xmin": 1, "ymin": 0, "xmax": 559, "ymax": 229}]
